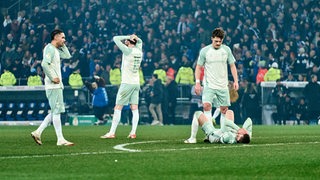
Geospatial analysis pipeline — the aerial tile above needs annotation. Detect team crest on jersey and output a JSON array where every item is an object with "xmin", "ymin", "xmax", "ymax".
[{"xmin": 45, "ymin": 53, "xmax": 51, "ymax": 59}]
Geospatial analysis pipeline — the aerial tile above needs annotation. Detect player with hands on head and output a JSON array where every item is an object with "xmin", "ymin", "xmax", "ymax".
[{"xmin": 101, "ymin": 34, "xmax": 143, "ymax": 139}]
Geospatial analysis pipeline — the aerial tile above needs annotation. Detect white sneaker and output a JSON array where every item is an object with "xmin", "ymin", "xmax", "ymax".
[
  {"xmin": 31, "ymin": 131, "xmax": 42, "ymax": 145},
  {"xmin": 151, "ymin": 120, "xmax": 160, "ymax": 125},
  {"xmin": 184, "ymin": 138, "xmax": 197, "ymax": 144},
  {"xmin": 57, "ymin": 140, "xmax": 74, "ymax": 146},
  {"xmin": 100, "ymin": 133, "xmax": 116, "ymax": 139}
]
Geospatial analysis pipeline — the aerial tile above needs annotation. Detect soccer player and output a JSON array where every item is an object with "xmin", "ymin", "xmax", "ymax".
[
  {"xmin": 101, "ymin": 34, "xmax": 143, "ymax": 139},
  {"xmin": 194, "ymin": 28, "xmax": 239, "ymax": 138},
  {"xmin": 184, "ymin": 110, "xmax": 252, "ymax": 144},
  {"xmin": 31, "ymin": 29, "xmax": 74, "ymax": 146}
]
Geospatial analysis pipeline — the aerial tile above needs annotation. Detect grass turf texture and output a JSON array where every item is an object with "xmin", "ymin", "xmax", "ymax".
[{"xmin": 0, "ymin": 125, "xmax": 320, "ymax": 179}]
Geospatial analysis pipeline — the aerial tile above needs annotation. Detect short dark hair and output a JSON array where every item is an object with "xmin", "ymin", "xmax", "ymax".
[
  {"xmin": 212, "ymin": 28, "xmax": 225, "ymax": 39},
  {"xmin": 152, "ymin": 74, "xmax": 158, "ymax": 79},
  {"xmin": 51, "ymin": 29, "xmax": 63, "ymax": 41},
  {"xmin": 239, "ymin": 134, "xmax": 250, "ymax": 144},
  {"xmin": 127, "ymin": 39, "xmax": 137, "ymax": 45}
]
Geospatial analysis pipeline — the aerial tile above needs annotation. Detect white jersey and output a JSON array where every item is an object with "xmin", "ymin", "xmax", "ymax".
[
  {"xmin": 113, "ymin": 35, "xmax": 143, "ymax": 85},
  {"xmin": 41, "ymin": 44, "xmax": 71, "ymax": 90},
  {"xmin": 197, "ymin": 44, "xmax": 235, "ymax": 89}
]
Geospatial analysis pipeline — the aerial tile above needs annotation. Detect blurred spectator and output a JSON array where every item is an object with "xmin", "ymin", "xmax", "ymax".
[
  {"xmin": 149, "ymin": 74, "xmax": 163, "ymax": 126},
  {"xmin": 256, "ymin": 60, "xmax": 268, "ymax": 84},
  {"xmin": 163, "ymin": 74, "xmax": 178, "ymax": 125},
  {"xmin": 85, "ymin": 76, "xmax": 108, "ymax": 125},
  {"xmin": 272, "ymin": 79, "xmax": 289, "ymax": 125},
  {"xmin": 0, "ymin": 69, "xmax": 16, "ymax": 86},
  {"xmin": 175, "ymin": 57, "xmax": 194, "ymax": 85},
  {"xmin": 100, "ymin": 64, "xmax": 111, "ymax": 85},
  {"xmin": 295, "ymin": 97, "xmax": 308, "ymax": 125},
  {"xmin": 27, "ymin": 70, "xmax": 42, "ymax": 86},
  {"xmin": 152, "ymin": 62, "xmax": 167, "ymax": 85},
  {"xmin": 284, "ymin": 72, "xmax": 297, "ymax": 82},
  {"xmin": 109, "ymin": 62, "xmax": 121, "ymax": 86},
  {"xmin": 241, "ymin": 82, "xmax": 260, "ymax": 124},
  {"xmin": 264, "ymin": 62, "xmax": 281, "ymax": 82},
  {"xmin": 139, "ymin": 68, "xmax": 145, "ymax": 87},
  {"xmin": 68, "ymin": 69, "xmax": 84, "ymax": 89},
  {"xmin": 303, "ymin": 74, "xmax": 320, "ymax": 124}
]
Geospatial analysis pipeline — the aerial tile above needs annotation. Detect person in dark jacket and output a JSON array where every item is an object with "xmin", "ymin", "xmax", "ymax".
[
  {"xmin": 272, "ymin": 79, "xmax": 289, "ymax": 125},
  {"xmin": 149, "ymin": 74, "xmax": 164, "ymax": 125},
  {"xmin": 163, "ymin": 74, "xmax": 178, "ymax": 125},
  {"xmin": 85, "ymin": 76, "xmax": 108, "ymax": 125},
  {"xmin": 303, "ymin": 74, "xmax": 320, "ymax": 124}
]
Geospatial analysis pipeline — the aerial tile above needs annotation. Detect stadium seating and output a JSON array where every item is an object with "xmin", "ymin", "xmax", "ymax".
[
  {"xmin": 5, "ymin": 102, "xmax": 15, "ymax": 120},
  {"xmin": 26, "ymin": 102, "xmax": 37, "ymax": 120},
  {"xmin": 15, "ymin": 102, "xmax": 26, "ymax": 120},
  {"xmin": 36, "ymin": 101, "xmax": 49, "ymax": 120},
  {"xmin": 0, "ymin": 102, "xmax": 5, "ymax": 120}
]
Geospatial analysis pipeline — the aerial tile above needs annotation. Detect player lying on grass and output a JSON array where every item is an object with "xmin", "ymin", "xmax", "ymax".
[{"xmin": 184, "ymin": 110, "xmax": 252, "ymax": 144}]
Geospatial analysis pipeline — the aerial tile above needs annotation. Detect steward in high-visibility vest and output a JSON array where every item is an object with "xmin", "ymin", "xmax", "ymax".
[
  {"xmin": 68, "ymin": 69, "xmax": 84, "ymax": 89},
  {"xmin": 27, "ymin": 72, "xmax": 43, "ymax": 86},
  {"xmin": 0, "ymin": 70, "xmax": 16, "ymax": 86}
]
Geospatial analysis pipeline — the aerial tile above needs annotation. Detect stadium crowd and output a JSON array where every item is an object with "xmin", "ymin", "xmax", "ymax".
[{"xmin": 0, "ymin": 0, "xmax": 319, "ymax": 124}]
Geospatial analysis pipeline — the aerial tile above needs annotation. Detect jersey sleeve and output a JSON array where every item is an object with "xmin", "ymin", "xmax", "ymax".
[
  {"xmin": 197, "ymin": 47, "xmax": 206, "ymax": 66},
  {"xmin": 136, "ymin": 37, "xmax": 143, "ymax": 50},
  {"xmin": 113, "ymin": 35, "xmax": 132, "ymax": 55},
  {"xmin": 58, "ymin": 44, "xmax": 72, "ymax": 59},
  {"xmin": 226, "ymin": 46, "xmax": 236, "ymax": 65},
  {"xmin": 41, "ymin": 45, "xmax": 56, "ymax": 81}
]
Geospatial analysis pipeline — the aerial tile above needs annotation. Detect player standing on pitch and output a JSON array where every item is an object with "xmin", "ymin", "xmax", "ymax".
[
  {"xmin": 101, "ymin": 34, "xmax": 143, "ymax": 139},
  {"xmin": 31, "ymin": 29, "xmax": 74, "ymax": 146},
  {"xmin": 185, "ymin": 28, "xmax": 239, "ymax": 143}
]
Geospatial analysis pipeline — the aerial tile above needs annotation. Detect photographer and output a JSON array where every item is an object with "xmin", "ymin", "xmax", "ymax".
[{"xmin": 85, "ymin": 76, "xmax": 108, "ymax": 125}]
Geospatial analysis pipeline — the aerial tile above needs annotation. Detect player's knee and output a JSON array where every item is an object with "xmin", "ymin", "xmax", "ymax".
[
  {"xmin": 220, "ymin": 107, "xmax": 228, "ymax": 114},
  {"xmin": 203, "ymin": 103, "xmax": 212, "ymax": 111},
  {"xmin": 225, "ymin": 110, "xmax": 234, "ymax": 121},
  {"xmin": 131, "ymin": 104, "xmax": 138, "ymax": 110}
]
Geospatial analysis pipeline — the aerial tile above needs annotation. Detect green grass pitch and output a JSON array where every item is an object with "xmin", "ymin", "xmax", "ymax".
[{"xmin": 0, "ymin": 125, "xmax": 320, "ymax": 179}]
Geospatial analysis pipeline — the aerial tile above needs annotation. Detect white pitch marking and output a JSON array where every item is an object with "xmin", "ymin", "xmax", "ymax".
[
  {"xmin": 113, "ymin": 140, "xmax": 166, "ymax": 152},
  {"xmin": 113, "ymin": 140, "xmax": 320, "ymax": 152},
  {"xmin": 1, "ymin": 141, "xmax": 319, "ymax": 160}
]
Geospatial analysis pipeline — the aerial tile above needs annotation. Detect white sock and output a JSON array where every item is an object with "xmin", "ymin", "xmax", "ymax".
[
  {"xmin": 36, "ymin": 113, "xmax": 52, "ymax": 136},
  {"xmin": 204, "ymin": 110, "xmax": 212, "ymax": 121},
  {"xmin": 130, "ymin": 109, "xmax": 139, "ymax": 135},
  {"xmin": 220, "ymin": 113, "xmax": 226, "ymax": 128},
  {"xmin": 52, "ymin": 114, "xmax": 65, "ymax": 142},
  {"xmin": 212, "ymin": 108, "xmax": 220, "ymax": 119},
  {"xmin": 190, "ymin": 113, "xmax": 199, "ymax": 139},
  {"xmin": 109, "ymin": 109, "xmax": 121, "ymax": 134}
]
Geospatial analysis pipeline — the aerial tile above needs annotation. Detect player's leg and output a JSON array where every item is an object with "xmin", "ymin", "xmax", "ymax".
[
  {"xmin": 212, "ymin": 108, "xmax": 220, "ymax": 120},
  {"xmin": 242, "ymin": 117, "xmax": 252, "ymax": 138},
  {"xmin": 149, "ymin": 103, "xmax": 160, "ymax": 125},
  {"xmin": 33, "ymin": 113, "xmax": 52, "ymax": 136},
  {"xmin": 102, "ymin": 85, "xmax": 128, "ymax": 138},
  {"xmin": 129, "ymin": 105, "xmax": 139, "ymax": 138},
  {"xmin": 184, "ymin": 111, "xmax": 201, "ymax": 143},
  {"xmin": 215, "ymin": 89, "xmax": 231, "ymax": 127},
  {"xmin": 202, "ymin": 86, "xmax": 214, "ymax": 121},
  {"xmin": 102, "ymin": 105, "xmax": 123, "ymax": 138},
  {"xmin": 156, "ymin": 103, "xmax": 163, "ymax": 125},
  {"xmin": 128, "ymin": 86, "xmax": 140, "ymax": 138},
  {"xmin": 50, "ymin": 89, "xmax": 74, "ymax": 146},
  {"xmin": 31, "ymin": 112, "xmax": 53, "ymax": 145}
]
